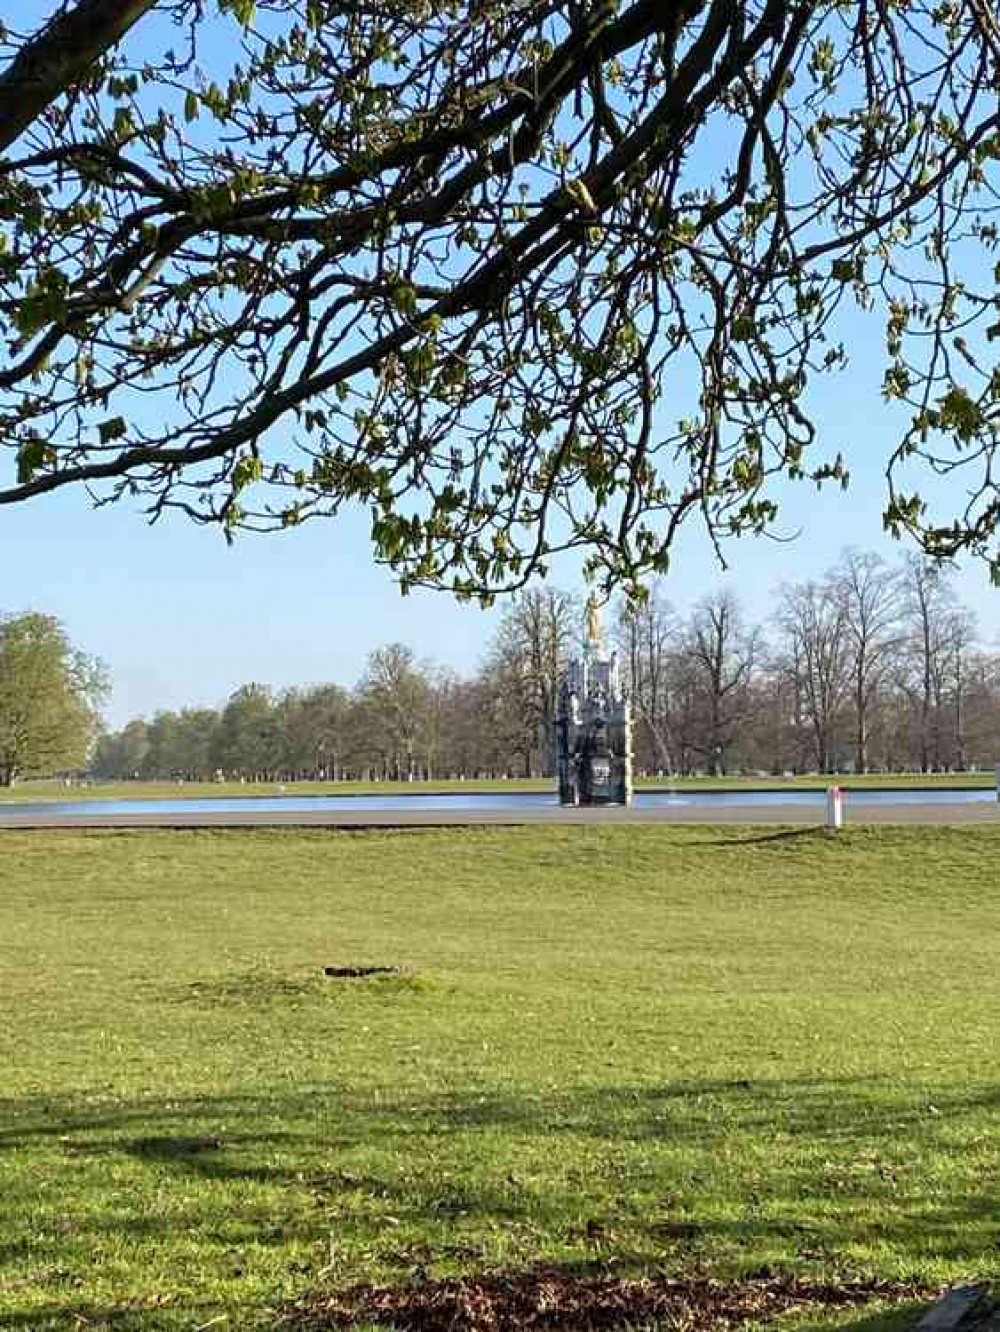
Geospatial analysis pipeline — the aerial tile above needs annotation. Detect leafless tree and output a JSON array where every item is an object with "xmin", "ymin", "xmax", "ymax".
[
  {"xmin": 357, "ymin": 642, "xmax": 433, "ymax": 780},
  {"xmin": 685, "ymin": 591, "xmax": 758, "ymax": 775},
  {"xmin": 777, "ymin": 581, "xmax": 851, "ymax": 773},
  {"xmin": 941, "ymin": 608, "xmax": 978, "ymax": 771},
  {"xmin": 615, "ymin": 584, "xmax": 677, "ymax": 773},
  {"xmin": 899, "ymin": 557, "xmax": 957, "ymax": 773},
  {"xmin": 485, "ymin": 587, "xmax": 576, "ymax": 775},
  {"xmin": 830, "ymin": 550, "xmax": 903, "ymax": 773}
]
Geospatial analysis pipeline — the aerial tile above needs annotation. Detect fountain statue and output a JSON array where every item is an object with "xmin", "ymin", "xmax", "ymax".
[{"xmin": 555, "ymin": 597, "xmax": 633, "ymax": 806}]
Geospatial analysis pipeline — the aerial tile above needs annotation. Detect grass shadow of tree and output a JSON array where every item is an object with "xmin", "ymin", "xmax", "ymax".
[{"xmin": 1, "ymin": 1077, "xmax": 996, "ymax": 1328}]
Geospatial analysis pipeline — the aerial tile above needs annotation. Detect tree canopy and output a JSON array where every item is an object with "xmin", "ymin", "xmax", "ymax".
[
  {"xmin": 2, "ymin": 1, "xmax": 1000, "ymax": 596},
  {"xmin": 0, "ymin": 611, "xmax": 107, "ymax": 783}
]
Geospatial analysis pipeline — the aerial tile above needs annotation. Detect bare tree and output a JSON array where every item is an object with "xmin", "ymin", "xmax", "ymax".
[
  {"xmin": 357, "ymin": 643, "xmax": 433, "ymax": 781},
  {"xmin": 615, "ymin": 585, "xmax": 677, "ymax": 774},
  {"xmin": 479, "ymin": 653, "xmax": 538, "ymax": 779},
  {"xmin": 778, "ymin": 581, "xmax": 852, "ymax": 773},
  {"xmin": 941, "ymin": 609, "xmax": 978, "ymax": 772},
  {"xmin": 831, "ymin": 550, "xmax": 902, "ymax": 774},
  {"xmin": 662, "ymin": 647, "xmax": 704, "ymax": 778},
  {"xmin": 486, "ymin": 588, "xmax": 576, "ymax": 775},
  {"xmin": 899, "ymin": 557, "xmax": 957, "ymax": 773},
  {"xmin": 685, "ymin": 591, "xmax": 758, "ymax": 775},
  {"xmin": 956, "ymin": 643, "xmax": 1000, "ymax": 773},
  {"xmin": 744, "ymin": 651, "xmax": 802, "ymax": 776}
]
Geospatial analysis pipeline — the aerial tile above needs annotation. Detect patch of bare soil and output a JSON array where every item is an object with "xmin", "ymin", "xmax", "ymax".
[
  {"xmin": 323, "ymin": 966, "xmax": 402, "ymax": 978},
  {"xmin": 284, "ymin": 1267, "xmax": 930, "ymax": 1331}
]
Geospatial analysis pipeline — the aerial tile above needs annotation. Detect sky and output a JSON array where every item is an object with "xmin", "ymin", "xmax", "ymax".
[
  {"xmin": 5, "ymin": 404, "xmax": 999, "ymax": 731},
  {"xmin": 4, "ymin": 3, "xmax": 1000, "ymax": 729}
]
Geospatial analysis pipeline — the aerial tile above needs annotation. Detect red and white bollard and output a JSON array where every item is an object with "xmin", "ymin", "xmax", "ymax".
[{"xmin": 825, "ymin": 784, "xmax": 844, "ymax": 832}]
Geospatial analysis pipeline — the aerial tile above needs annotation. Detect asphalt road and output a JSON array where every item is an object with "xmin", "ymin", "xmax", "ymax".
[{"xmin": 1, "ymin": 801, "xmax": 998, "ymax": 830}]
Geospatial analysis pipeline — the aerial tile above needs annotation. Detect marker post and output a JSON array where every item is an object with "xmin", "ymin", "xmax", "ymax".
[{"xmin": 825, "ymin": 784, "xmax": 844, "ymax": 832}]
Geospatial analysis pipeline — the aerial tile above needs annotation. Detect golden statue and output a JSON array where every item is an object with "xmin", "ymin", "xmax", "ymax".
[{"xmin": 585, "ymin": 593, "xmax": 604, "ymax": 651}]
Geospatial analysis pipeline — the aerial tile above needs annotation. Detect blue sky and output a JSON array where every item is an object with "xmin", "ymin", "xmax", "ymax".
[
  {"xmin": 5, "ymin": 250, "xmax": 994, "ymax": 730},
  {"xmin": 3, "ymin": 232, "xmax": 998, "ymax": 728},
  {"xmin": 4, "ymin": 396, "xmax": 999, "ymax": 731}
]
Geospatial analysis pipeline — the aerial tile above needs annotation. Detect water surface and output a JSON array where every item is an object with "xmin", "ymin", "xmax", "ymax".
[{"xmin": 1, "ymin": 787, "xmax": 994, "ymax": 817}]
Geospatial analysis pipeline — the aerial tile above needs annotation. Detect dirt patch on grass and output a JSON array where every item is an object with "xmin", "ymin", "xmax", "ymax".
[
  {"xmin": 324, "ymin": 964, "xmax": 401, "ymax": 978},
  {"xmin": 166, "ymin": 967, "xmax": 440, "ymax": 1006},
  {"xmin": 166, "ymin": 971, "xmax": 328, "ymax": 1004},
  {"xmin": 323, "ymin": 968, "xmax": 443, "ymax": 996},
  {"xmin": 285, "ymin": 1268, "xmax": 930, "ymax": 1331}
]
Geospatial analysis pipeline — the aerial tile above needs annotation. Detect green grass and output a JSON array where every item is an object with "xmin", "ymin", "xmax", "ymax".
[
  {"xmin": 2, "ymin": 769, "xmax": 996, "ymax": 804},
  {"xmin": 2, "ymin": 825, "xmax": 999, "ymax": 1330}
]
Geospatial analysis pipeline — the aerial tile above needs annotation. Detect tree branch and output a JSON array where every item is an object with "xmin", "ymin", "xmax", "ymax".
[{"xmin": 0, "ymin": 0, "xmax": 157, "ymax": 153}]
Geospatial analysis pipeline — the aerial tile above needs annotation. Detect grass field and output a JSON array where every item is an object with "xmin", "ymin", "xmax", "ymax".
[
  {"xmin": 1, "ymin": 770, "xmax": 996, "ymax": 804},
  {"xmin": 2, "ymin": 825, "xmax": 998, "ymax": 1330}
]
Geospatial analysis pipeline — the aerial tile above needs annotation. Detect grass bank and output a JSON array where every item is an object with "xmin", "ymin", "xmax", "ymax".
[{"xmin": 2, "ymin": 825, "xmax": 998, "ymax": 1330}]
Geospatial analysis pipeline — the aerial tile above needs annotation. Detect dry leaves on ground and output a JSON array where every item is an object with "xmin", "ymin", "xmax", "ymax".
[{"xmin": 285, "ymin": 1267, "xmax": 930, "ymax": 1331}]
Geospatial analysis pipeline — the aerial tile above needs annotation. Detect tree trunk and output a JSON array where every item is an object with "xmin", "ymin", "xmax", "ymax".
[{"xmin": 855, "ymin": 675, "xmax": 868, "ymax": 774}]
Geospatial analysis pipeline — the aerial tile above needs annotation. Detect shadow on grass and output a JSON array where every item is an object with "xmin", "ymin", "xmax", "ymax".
[
  {"xmin": 6, "ymin": 1075, "xmax": 998, "ymax": 1148},
  {"xmin": 789, "ymin": 1304, "xmax": 929, "ymax": 1332},
  {"xmin": 688, "ymin": 828, "xmax": 829, "ymax": 849},
  {"xmin": 0, "ymin": 1301, "xmax": 239, "ymax": 1331},
  {"xmin": 1, "ymin": 1078, "xmax": 996, "ymax": 1327}
]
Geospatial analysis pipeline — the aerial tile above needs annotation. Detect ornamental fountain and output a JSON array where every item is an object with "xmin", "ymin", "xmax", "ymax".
[{"xmin": 555, "ymin": 596, "xmax": 633, "ymax": 806}]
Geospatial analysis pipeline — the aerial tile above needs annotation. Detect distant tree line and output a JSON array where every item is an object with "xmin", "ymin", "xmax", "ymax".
[
  {"xmin": 620, "ymin": 552, "xmax": 996, "ymax": 778},
  {"xmin": 90, "ymin": 552, "xmax": 1000, "ymax": 783}
]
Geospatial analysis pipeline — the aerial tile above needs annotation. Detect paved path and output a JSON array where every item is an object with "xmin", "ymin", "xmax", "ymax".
[{"xmin": 1, "ymin": 801, "xmax": 998, "ymax": 830}]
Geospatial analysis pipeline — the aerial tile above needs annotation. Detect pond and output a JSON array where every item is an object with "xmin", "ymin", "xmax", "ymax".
[{"xmin": 0, "ymin": 786, "xmax": 995, "ymax": 818}]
